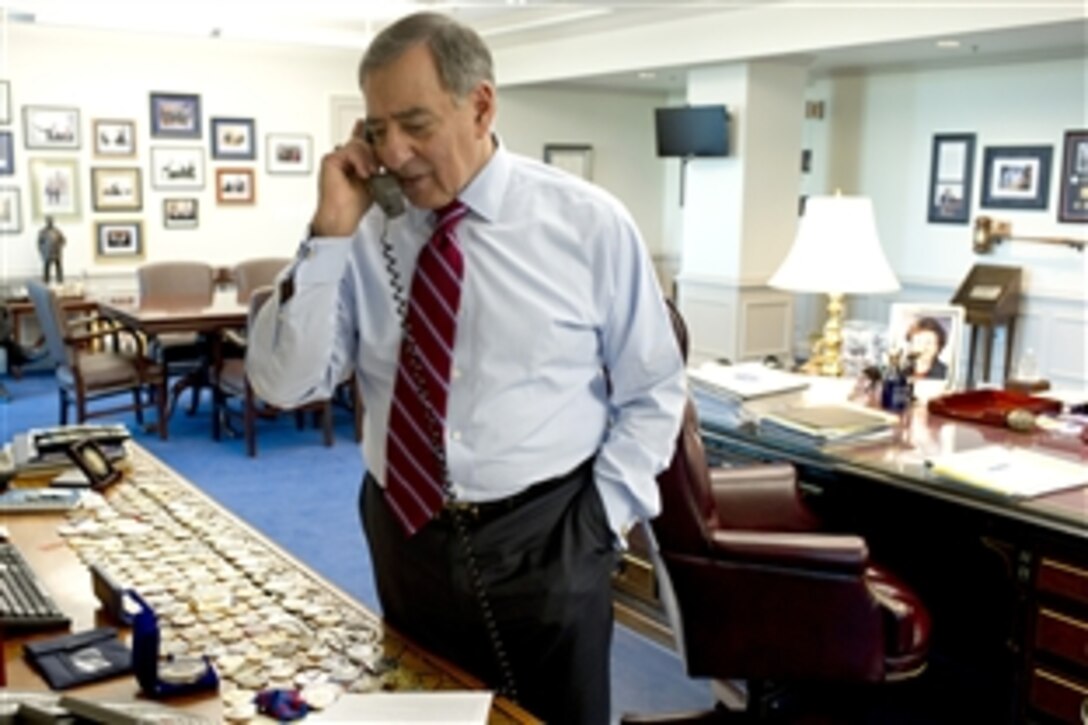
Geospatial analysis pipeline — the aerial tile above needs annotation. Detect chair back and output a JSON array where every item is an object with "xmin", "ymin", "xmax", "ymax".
[
  {"xmin": 247, "ymin": 286, "xmax": 275, "ymax": 328},
  {"xmin": 25, "ymin": 281, "xmax": 72, "ymax": 369},
  {"xmin": 653, "ymin": 301, "xmax": 721, "ymax": 555},
  {"xmin": 234, "ymin": 258, "xmax": 290, "ymax": 304},
  {"xmin": 137, "ymin": 262, "xmax": 215, "ymax": 308}
]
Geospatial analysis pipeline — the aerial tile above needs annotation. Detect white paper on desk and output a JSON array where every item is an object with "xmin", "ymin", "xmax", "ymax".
[
  {"xmin": 308, "ymin": 692, "xmax": 493, "ymax": 723},
  {"xmin": 927, "ymin": 446, "xmax": 1088, "ymax": 498}
]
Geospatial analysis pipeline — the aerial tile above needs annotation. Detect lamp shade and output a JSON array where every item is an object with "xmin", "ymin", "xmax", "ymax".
[{"xmin": 769, "ymin": 195, "xmax": 900, "ymax": 294}]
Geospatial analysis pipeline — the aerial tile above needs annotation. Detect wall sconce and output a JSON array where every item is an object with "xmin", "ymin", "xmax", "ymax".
[{"xmin": 972, "ymin": 216, "xmax": 1085, "ymax": 254}]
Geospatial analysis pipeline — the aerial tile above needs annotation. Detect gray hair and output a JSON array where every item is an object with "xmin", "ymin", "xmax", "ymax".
[{"xmin": 359, "ymin": 12, "xmax": 494, "ymax": 99}]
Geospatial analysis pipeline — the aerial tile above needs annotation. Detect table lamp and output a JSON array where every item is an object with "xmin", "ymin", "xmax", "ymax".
[{"xmin": 769, "ymin": 195, "xmax": 900, "ymax": 376}]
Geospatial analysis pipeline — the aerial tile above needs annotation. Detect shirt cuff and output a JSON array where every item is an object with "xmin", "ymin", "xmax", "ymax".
[
  {"xmin": 595, "ymin": 477, "xmax": 641, "ymax": 551},
  {"xmin": 290, "ymin": 235, "xmax": 353, "ymax": 289}
]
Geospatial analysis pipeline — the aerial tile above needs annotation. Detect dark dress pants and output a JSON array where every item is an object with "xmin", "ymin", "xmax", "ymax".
[{"xmin": 360, "ymin": 459, "xmax": 616, "ymax": 725}]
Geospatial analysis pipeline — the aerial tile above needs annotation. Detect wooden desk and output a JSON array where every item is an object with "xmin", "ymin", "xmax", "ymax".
[
  {"xmin": 1, "ymin": 443, "xmax": 536, "ymax": 723},
  {"xmin": 696, "ymin": 394, "xmax": 1087, "ymax": 724}
]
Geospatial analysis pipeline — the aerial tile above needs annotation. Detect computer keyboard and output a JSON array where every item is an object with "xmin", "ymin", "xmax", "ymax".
[{"xmin": 0, "ymin": 542, "xmax": 71, "ymax": 631}]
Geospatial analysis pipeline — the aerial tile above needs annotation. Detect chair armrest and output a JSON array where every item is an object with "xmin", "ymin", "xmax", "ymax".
[
  {"xmin": 64, "ymin": 325, "xmax": 147, "ymax": 357},
  {"xmin": 709, "ymin": 530, "xmax": 869, "ymax": 574},
  {"xmin": 710, "ymin": 463, "xmax": 822, "ymax": 532}
]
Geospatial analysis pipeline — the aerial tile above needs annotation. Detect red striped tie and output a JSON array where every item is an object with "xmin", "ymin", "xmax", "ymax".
[{"xmin": 385, "ymin": 200, "xmax": 469, "ymax": 535}]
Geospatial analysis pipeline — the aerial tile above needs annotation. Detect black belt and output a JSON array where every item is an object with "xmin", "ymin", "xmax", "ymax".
[{"xmin": 438, "ymin": 458, "xmax": 593, "ymax": 528}]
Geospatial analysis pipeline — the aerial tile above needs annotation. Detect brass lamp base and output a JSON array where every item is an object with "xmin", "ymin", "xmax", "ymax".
[{"xmin": 799, "ymin": 292, "xmax": 845, "ymax": 377}]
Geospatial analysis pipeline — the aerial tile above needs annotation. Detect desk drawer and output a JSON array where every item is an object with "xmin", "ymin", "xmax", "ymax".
[
  {"xmin": 1029, "ymin": 668, "xmax": 1088, "ymax": 724},
  {"xmin": 1038, "ymin": 558, "xmax": 1088, "ymax": 608},
  {"xmin": 1036, "ymin": 608, "xmax": 1088, "ymax": 670}
]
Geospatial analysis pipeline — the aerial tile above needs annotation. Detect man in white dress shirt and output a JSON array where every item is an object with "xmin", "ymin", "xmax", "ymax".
[{"xmin": 246, "ymin": 12, "xmax": 685, "ymax": 723}]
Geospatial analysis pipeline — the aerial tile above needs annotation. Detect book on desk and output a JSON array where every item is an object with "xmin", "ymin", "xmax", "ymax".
[
  {"xmin": 927, "ymin": 445, "xmax": 1088, "ymax": 498},
  {"xmin": 758, "ymin": 403, "xmax": 898, "ymax": 447},
  {"xmin": 688, "ymin": 361, "xmax": 809, "ymax": 401}
]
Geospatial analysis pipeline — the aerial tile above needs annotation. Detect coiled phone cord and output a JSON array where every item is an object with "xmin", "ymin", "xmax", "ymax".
[{"xmin": 380, "ymin": 222, "xmax": 520, "ymax": 703}]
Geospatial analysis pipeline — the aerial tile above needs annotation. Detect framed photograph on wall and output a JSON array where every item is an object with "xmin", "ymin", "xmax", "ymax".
[
  {"xmin": 888, "ymin": 303, "xmax": 966, "ymax": 397},
  {"xmin": 163, "ymin": 198, "xmax": 198, "ymax": 229},
  {"xmin": 93, "ymin": 119, "xmax": 136, "ymax": 157},
  {"xmin": 216, "ymin": 168, "xmax": 255, "ymax": 204},
  {"xmin": 95, "ymin": 220, "xmax": 144, "ymax": 260},
  {"xmin": 0, "ymin": 131, "xmax": 13, "ymax": 175},
  {"xmin": 266, "ymin": 133, "xmax": 312, "ymax": 174},
  {"xmin": 211, "ymin": 117, "xmax": 256, "ymax": 160},
  {"xmin": 150, "ymin": 146, "xmax": 205, "ymax": 190},
  {"xmin": 149, "ymin": 92, "xmax": 201, "ymax": 139},
  {"xmin": 0, "ymin": 187, "xmax": 21, "ymax": 234},
  {"xmin": 980, "ymin": 145, "xmax": 1052, "ymax": 210},
  {"xmin": 0, "ymin": 81, "xmax": 10, "ymax": 125},
  {"xmin": 926, "ymin": 132, "xmax": 975, "ymax": 224},
  {"xmin": 91, "ymin": 167, "xmax": 142, "ymax": 212},
  {"xmin": 23, "ymin": 106, "xmax": 80, "ymax": 150},
  {"xmin": 543, "ymin": 144, "xmax": 593, "ymax": 181},
  {"xmin": 1058, "ymin": 129, "xmax": 1088, "ymax": 223},
  {"xmin": 29, "ymin": 157, "xmax": 80, "ymax": 221}
]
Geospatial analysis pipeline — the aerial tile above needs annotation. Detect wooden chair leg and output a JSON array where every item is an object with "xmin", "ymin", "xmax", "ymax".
[
  {"xmin": 211, "ymin": 386, "xmax": 223, "ymax": 441},
  {"xmin": 294, "ymin": 411, "xmax": 305, "ymax": 430},
  {"xmin": 133, "ymin": 388, "xmax": 145, "ymax": 425},
  {"xmin": 244, "ymin": 384, "xmax": 257, "ymax": 457},
  {"xmin": 59, "ymin": 389, "xmax": 68, "ymax": 425},
  {"xmin": 321, "ymin": 403, "xmax": 333, "ymax": 447},
  {"xmin": 353, "ymin": 382, "xmax": 364, "ymax": 443}
]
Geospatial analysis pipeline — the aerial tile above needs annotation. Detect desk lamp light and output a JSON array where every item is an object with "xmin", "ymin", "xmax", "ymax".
[{"xmin": 769, "ymin": 195, "xmax": 900, "ymax": 376}]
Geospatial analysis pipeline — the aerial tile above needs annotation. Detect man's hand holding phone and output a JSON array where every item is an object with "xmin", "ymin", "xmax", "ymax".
[{"xmin": 311, "ymin": 119, "xmax": 402, "ymax": 237}]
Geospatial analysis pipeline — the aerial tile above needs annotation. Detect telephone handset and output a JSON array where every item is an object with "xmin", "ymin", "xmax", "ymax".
[{"xmin": 369, "ymin": 173, "xmax": 405, "ymax": 218}]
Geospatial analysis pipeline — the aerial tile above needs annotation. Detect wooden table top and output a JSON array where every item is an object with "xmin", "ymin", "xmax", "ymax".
[{"xmin": 1, "ymin": 443, "xmax": 537, "ymax": 723}]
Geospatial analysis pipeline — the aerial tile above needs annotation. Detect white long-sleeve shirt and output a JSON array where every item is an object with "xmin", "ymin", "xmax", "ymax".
[{"xmin": 246, "ymin": 144, "xmax": 686, "ymax": 540}]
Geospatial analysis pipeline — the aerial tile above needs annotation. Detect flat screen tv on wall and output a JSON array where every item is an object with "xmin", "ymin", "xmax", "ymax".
[{"xmin": 655, "ymin": 105, "xmax": 730, "ymax": 158}]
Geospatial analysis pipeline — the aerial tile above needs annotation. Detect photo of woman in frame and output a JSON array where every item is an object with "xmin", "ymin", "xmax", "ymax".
[{"xmin": 888, "ymin": 303, "xmax": 966, "ymax": 394}]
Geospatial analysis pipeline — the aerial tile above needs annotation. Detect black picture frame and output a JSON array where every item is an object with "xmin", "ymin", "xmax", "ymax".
[
  {"xmin": 980, "ymin": 144, "xmax": 1052, "ymax": 211},
  {"xmin": 149, "ymin": 92, "xmax": 202, "ymax": 139},
  {"xmin": 0, "ymin": 130, "xmax": 13, "ymax": 175},
  {"xmin": 926, "ymin": 133, "xmax": 975, "ymax": 224},
  {"xmin": 1058, "ymin": 129, "xmax": 1088, "ymax": 223},
  {"xmin": 211, "ymin": 117, "xmax": 256, "ymax": 160}
]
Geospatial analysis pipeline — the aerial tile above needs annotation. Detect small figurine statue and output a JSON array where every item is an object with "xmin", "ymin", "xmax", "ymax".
[{"xmin": 37, "ymin": 215, "xmax": 66, "ymax": 284}]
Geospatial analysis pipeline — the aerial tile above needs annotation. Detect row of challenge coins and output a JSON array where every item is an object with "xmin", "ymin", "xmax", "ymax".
[{"xmin": 58, "ymin": 453, "xmax": 462, "ymax": 722}]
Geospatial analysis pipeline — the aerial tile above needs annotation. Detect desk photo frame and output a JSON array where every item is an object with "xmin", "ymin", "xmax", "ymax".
[{"xmin": 888, "ymin": 303, "xmax": 965, "ymax": 396}]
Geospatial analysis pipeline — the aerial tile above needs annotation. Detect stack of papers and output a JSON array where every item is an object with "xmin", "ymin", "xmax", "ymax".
[
  {"xmin": 927, "ymin": 446, "xmax": 1088, "ymax": 498},
  {"xmin": 688, "ymin": 361, "xmax": 809, "ymax": 402},
  {"xmin": 758, "ymin": 404, "xmax": 897, "ymax": 447}
]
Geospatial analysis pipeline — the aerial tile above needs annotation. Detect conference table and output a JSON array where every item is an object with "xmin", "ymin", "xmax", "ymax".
[
  {"xmin": 693, "ymin": 383, "xmax": 1087, "ymax": 724},
  {"xmin": 1, "ymin": 442, "xmax": 537, "ymax": 723}
]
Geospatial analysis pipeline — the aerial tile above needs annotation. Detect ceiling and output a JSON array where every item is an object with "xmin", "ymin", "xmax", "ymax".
[{"xmin": 2, "ymin": 1, "xmax": 1085, "ymax": 93}]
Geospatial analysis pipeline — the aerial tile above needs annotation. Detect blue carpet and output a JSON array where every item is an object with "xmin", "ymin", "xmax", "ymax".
[{"xmin": 0, "ymin": 372, "xmax": 712, "ymax": 721}]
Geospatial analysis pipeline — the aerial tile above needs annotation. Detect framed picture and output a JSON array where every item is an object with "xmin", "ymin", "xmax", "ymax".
[
  {"xmin": 266, "ymin": 133, "xmax": 312, "ymax": 174},
  {"xmin": 0, "ymin": 131, "xmax": 13, "ymax": 174},
  {"xmin": 0, "ymin": 81, "xmax": 10, "ymax": 125},
  {"xmin": 93, "ymin": 119, "xmax": 136, "ymax": 157},
  {"xmin": 0, "ymin": 187, "xmax": 21, "ymax": 234},
  {"xmin": 211, "ymin": 117, "xmax": 256, "ymax": 160},
  {"xmin": 926, "ymin": 132, "xmax": 975, "ymax": 224},
  {"xmin": 980, "ymin": 145, "xmax": 1052, "ymax": 210},
  {"xmin": 149, "ymin": 92, "xmax": 201, "ymax": 139},
  {"xmin": 163, "ymin": 198, "xmax": 198, "ymax": 229},
  {"xmin": 91, "ymin": 167, "xmax": 142, "ymax": 212},
  {"xmin": 150, "ymin": 146, "xmax": 205, "ymax": 190},
  {"xmin": 23, "ymin": 105, "xmax": 80, "ymax": 150},
  {"xmin": 1058, "ymin": 129, "xmax": 1088, "ymax": 223},
  {"xmin": 95, "ymin": 220, "xmax": 144, "ymax": 260},
  {"xmin": 543, "ymin": 143, "xmax": 593, "ymax": 181},
  {"xmin": 29, "ymin": 157, "xmax": 80, "ymax": 221},
  {"xmin": 888, "ymin": 303, "xmax": 966, "ymax": 396},
  {"xmin": 216, "ymin": 168, "xmax": 255, "ymax": 204}
]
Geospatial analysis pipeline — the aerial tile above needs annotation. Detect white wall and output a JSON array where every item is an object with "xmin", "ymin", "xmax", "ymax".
[
  {"xmin": 497, "ymin": 85, "xmax": 668, "ymax": 255},
  {"xmin": 795, "ymin": 55, "xmax": 1087, "ymax": 388},
  {"xmin": 1, "ymin": 24, "xmax": 361, "ymax": 282}
]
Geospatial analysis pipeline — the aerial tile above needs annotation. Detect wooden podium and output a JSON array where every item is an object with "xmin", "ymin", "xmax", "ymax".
[{"xmin": 951, "ymin": 264, "xmax": 1022, "ymax": 388}]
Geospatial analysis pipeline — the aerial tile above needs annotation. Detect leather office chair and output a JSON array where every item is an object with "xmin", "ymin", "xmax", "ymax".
[
  {"xmin": 27, "ymin": 281, "xmax": 168, "ymax": 438},
  {"xmin": 622, "ymin": 303, "xmax": 931, "ymax": 722},
  {"xmin": 211, "ymin": 286, "xmax": 353, "ymax": 457},
  {"xmin": 136, "ymin": 261, "xmax": 215, "ymax": 414},
  {"xmin": 232, "ymin": 257, "xmax": 291, "ymax": 304}
]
